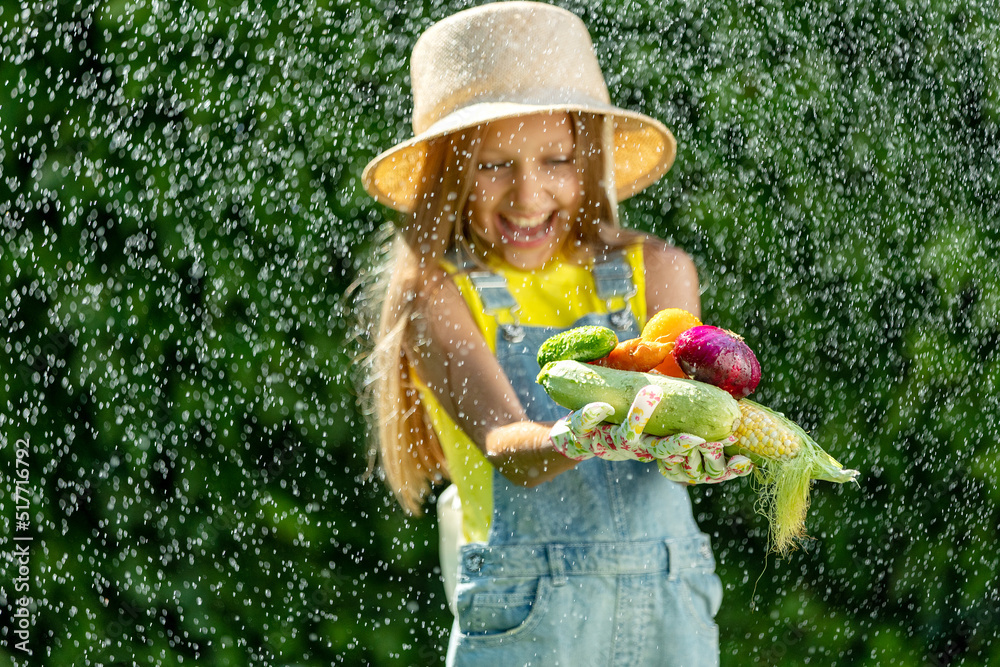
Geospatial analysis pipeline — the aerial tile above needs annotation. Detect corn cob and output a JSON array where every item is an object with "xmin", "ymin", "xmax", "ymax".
[
  {"xmin": 726, "ymin": 399, "xmax": 859, "ymax": 555},
  {"xmin": 733, "ymin": 402, "xmax": 799, "ymax": 460}
]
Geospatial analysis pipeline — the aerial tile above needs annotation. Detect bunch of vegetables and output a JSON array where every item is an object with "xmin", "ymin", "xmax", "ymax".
[{"xmin": 536, "ymin": 309, "xmax": 859, "ymax": 556}]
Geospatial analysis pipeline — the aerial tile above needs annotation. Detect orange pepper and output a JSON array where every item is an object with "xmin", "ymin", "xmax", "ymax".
[
  {"xmin": 649, "ymin": 352, "xmax": 687, "ymax": 378},
  {"xmin": 590, "ymin": 338, "xmax": 674, "ymax": 373}
]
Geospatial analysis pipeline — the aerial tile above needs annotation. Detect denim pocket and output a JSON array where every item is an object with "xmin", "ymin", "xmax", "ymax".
[
  {"xmin": 680, "ymin": 571, "xmax": 723, "ymax": 636},
  {"xmin": 457, "ymin": 576, "xmax": 551, "ymax": 639}
]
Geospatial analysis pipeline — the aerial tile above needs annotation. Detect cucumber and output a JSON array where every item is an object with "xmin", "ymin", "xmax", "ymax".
[
  {"xmin": 537, "ymin": 360, "xmax": 741, "ymax": 441},
  {"xmin": 536, "ymin": 326, "xmax": 618, "ymax": 368}
]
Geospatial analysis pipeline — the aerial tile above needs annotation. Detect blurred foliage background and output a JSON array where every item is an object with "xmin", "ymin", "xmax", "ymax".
[{"xmin": 1, "ymin": 0, "xmax": 997, "ymax": 664}]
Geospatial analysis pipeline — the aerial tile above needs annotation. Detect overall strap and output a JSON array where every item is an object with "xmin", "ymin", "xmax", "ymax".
[
  {"xmin": 468, "ymin": 271, "xmax": 525, "ymax": 343},
  {"xmin": 591, "ymin": 250, "xmax": 637, "ymax": 331},
  {"xmin": 445, "ymin": 247, "xmax": 525, "ymax": 343}
]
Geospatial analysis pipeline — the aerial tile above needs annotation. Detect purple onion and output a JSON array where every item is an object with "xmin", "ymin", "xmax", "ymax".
[{"xmin": 672, "ymin": 325, "xmax": 761, "ymax": 399}]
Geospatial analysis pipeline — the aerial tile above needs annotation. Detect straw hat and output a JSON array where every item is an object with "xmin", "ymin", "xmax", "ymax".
[{"xmin": 362, "ymin": 1, "xmax": 676, "ymax": 213}]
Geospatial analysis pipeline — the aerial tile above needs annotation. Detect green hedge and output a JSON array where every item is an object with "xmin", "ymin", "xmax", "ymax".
[{"xmin": 1, "ymin": 0, "xmax": 997, "ymax": 664}]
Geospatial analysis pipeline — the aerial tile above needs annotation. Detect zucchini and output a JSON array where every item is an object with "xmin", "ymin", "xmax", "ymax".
[
  {"xmin": 536, "ymin": 326, "xmax": 618, "ymax": 368},
  {"xmin": 537, "ymin": 360, "xmax": 741, "ymax": 442}
]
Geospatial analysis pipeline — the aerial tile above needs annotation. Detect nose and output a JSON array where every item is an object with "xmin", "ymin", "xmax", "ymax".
[{"xmin": 513, "ymin": 161, "xmax": 549, "ymax": 205}]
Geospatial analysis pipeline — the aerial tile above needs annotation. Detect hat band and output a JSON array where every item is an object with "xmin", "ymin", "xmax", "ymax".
[{"xmin": 418, "ymin": 89, "xmax": 616, "ymax": 136}]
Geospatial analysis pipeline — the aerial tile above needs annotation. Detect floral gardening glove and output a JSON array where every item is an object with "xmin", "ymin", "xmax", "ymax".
[
  {"xmin": 656, "ymin": 436, "xmax": 753, "ymax": 485},
  {"xmin": 549, "ymin": 385, "xmax": 753, "ymax": 484}
]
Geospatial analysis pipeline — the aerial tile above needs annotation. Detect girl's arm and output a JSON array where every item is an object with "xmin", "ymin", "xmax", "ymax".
[
  {"xmin": 409, "ymin": 272, "xmax": 579, "ymax": 487},
  {"xmin": 642, "ymin": 237, "xmax": 702, "ymax": 318}
]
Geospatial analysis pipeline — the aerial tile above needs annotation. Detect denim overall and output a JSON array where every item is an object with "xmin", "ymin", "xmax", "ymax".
[{"xmin": 446, "ymin": 252, "xmax": 723, "ymax": 667}]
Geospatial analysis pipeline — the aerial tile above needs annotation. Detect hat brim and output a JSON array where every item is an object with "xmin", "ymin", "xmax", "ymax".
[{"xmin": 362, "ymin": 102, "xmax": 676, "ymax": 213}]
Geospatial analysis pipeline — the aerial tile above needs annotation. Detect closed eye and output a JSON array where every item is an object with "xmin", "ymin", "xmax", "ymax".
[{"xmin": 478, "ymin": 161, "xmax": 512, "ymax": 171}]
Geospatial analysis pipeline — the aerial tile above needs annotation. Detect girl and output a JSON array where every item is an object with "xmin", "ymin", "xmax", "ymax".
[{"xmin": 359, "ymin": 3, "xmax": 750, "ymax": 665}]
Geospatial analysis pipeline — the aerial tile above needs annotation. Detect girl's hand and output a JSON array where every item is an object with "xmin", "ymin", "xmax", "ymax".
[
  {"xmin": 549, "ymin": 385, "xmax": 668, "ymax": 462},
  {"xmin": 549, "ymin": 385, "xmax": 754, "ymax": 485},
  {"xmin": 548, "ymin": 401, "xmax": 616, "ymax": 460},
  {"xmin": 656, "ymin": 439, "xmax": 754, "ymax": 485}
]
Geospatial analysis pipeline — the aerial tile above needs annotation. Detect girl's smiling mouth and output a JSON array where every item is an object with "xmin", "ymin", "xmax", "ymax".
[{"xmin": 497, "ymin": 211, "xmax": 557, "ymax": 247}]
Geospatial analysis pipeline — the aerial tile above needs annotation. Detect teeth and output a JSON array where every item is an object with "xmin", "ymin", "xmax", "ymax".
[{"xmin": 504, "ymin": 213, "xmax": 550, "ymax": 229}]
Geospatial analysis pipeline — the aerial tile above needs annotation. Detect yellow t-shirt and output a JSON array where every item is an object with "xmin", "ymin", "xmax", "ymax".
[{"xmin": 416, "ymin": 245, "xmax": 648, "ymax": 542}]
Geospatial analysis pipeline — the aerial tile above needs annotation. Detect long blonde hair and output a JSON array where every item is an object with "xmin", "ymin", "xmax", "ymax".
[{"xmin": 358, "ymin": 113, "xmax": 642, "ymax": 514}]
